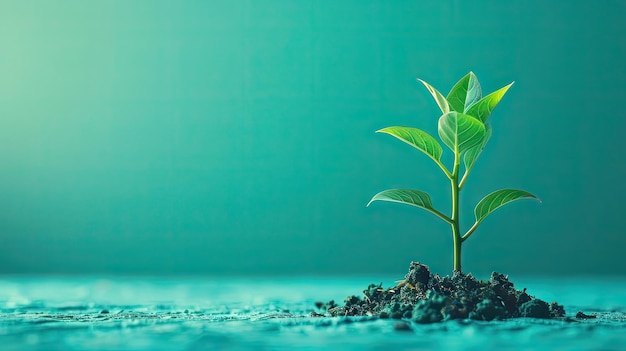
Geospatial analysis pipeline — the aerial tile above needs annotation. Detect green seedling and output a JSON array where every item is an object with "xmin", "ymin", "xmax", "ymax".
[{"xmin": 367, "ymin": 72, "xmax": 539, "ymax": 273}]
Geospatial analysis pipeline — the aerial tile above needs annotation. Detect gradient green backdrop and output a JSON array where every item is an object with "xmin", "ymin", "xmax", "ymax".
[{"xmin": 1, "ymin": 1, "xmax": 625, "ymax": 277}]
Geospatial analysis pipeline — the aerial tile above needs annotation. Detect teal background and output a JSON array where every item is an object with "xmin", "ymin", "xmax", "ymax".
[{"xmin": 0, "ymin": 1, "xmax": 625, "ymax": 277}]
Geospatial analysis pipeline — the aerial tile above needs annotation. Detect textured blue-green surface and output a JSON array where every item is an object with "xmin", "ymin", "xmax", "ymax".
[{"xmin": 1, "ymin": 277, "xmax": 625, "ymax": 350}]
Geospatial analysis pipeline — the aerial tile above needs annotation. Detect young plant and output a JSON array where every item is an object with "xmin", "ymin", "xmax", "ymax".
[{"xmin": 368, "ymin": 72, "xmax": 539, "ymax": 273}]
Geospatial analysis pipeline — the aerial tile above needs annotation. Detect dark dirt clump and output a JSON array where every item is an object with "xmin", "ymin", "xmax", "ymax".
[
  {"xmin": 321, "ymin": 262, "xmax": 566, "ymax": 323},
  {"xmin": 575, "ymin": 311, "xmax": 596, "ymax": 319}
]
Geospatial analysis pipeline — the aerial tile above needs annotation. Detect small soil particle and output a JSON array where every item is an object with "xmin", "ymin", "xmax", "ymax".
[
  {"xmin": 393, "ymin": 322, "xmax": 413, "ymax": 331},
  {"xmin": 575, "ymin": 311, "xmax": 597, "ymax": 319},
  {"xmin": 324, "ymin": 262, "xmax": 566, "ymax": 323}
]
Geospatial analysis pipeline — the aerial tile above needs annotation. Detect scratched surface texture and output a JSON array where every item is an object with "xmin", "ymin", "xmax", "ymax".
[{"xmin": 1, "ymin": 277, "xmax": 625, "ymax": 350}]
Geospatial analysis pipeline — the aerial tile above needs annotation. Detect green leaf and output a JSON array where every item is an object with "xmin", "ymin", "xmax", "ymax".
[
  {"xmin": 417, "ymin": 78, "xmax": 450, "ymax": 114},
  {"xmin": 438, "ymin": 112, "xmax": 486, "ymax": 154},
  {"xmin": 368, "ymin": 189, "xmax": 449, "ymax": 222},
  {"xmin": 447, "ymin": 73, "xmax": 469, "ymax": 112},
  {"xmin": 446, "ymin": 72, "xmax": 482, "ymax": 113},
  {"xmin": 377, "ymin": 126, "xmax": 443, "ymax": 163},
  {"xmin": 463, "ymin": 122, "xmax": 492, "ymax": 172},
  {"xmin": 464, "ymin": 73, "xmax": 482, "ymax": 112},
  {"xmin": 465, "ymin": 82, "xmax": 514, "ymax": 123},
  {"xmin": 474, "ymin": 189, "xmax": 540, "ymax": 223}
]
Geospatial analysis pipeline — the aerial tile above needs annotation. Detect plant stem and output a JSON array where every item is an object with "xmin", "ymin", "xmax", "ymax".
[
  {"xmin": 451, "ymin": 149, "xmax": 462, "ymax": 273},
  {"xmin": 436, "ymin": 160, "xmax": 453, "ymax": 180},
  {"xmin": 461, "ymin": 221, "xmax": 480, "ymax": 242},
  {"xmin": 459, "ymin": 170, "xmax": 470, "ymax": 189},
  {"xmin": 429, "ymin": 208, "xmax": 454, "ymax": 225}
]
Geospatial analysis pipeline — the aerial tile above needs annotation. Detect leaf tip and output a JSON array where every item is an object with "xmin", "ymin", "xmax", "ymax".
[
  {"xmin": 366, "ymin": 197, "xmax": 376, "ymax": 207},
  {"xmin": 526, "ymin": 191, "xmax": 541, "ymax": 203}
]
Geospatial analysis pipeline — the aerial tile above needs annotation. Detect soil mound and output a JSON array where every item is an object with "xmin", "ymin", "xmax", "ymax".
[{"xmin": 320, "ymin": 262, "xmax": 565, "ymax": 323}]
